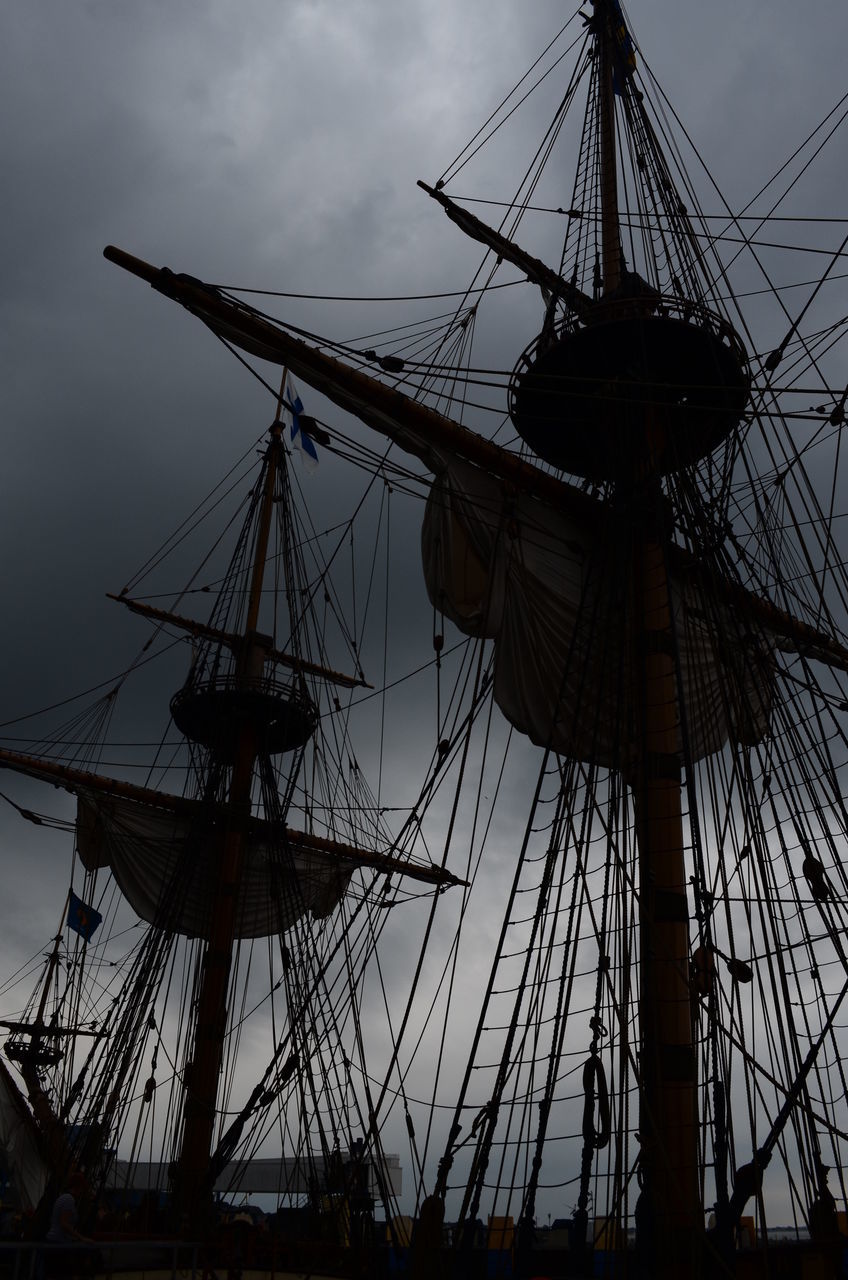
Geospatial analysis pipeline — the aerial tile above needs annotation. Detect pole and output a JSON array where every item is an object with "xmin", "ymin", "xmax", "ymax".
[
  {"xmin": 592, "ymin": 4, "xmax": 700, "ymax": 1261},
  {"xmin": 595, "ymin": 0, "xmax": 621, "ymax": 295},
  {"xmin": 174, "ymin": 414, "xmax": 284, "ymax": 1224},
  {"xmin": 630, "ymin": 429, "xmax": 701, "ymax": 1275}
]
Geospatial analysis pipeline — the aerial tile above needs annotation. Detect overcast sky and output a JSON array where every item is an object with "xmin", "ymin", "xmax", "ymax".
[{"xmin": 2, "ymin": 0, "xmax": 847, "ymax": 1222}]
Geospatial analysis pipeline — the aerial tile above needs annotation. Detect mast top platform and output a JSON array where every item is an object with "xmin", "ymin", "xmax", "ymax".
[
  {"xmin": 170, "ymin": 672, "xmax": 317, "ymax": 759},
  {"xmin": 508, "ymin": 288, "xmax": 750, "ymax": 480}
]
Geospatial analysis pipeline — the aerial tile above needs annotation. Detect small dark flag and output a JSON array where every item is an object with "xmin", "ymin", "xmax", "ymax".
[
  {"xmin": 67, "ymin": 891, "xmax": 102, "ymax": 942},
  {"xmin": 610, "ymin": 0, "xmax": 636, "ymax": 95}
]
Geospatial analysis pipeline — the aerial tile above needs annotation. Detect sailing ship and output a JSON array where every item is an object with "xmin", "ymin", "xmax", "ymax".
[{"xmin": 2, "ymin": 1, "xmax": 848, "ymax": 1275}]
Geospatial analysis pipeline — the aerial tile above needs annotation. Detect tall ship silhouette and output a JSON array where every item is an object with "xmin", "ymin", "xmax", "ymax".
[{"xmin": 2, "ymin": 3, "xmax": 848, "ymax": 1276}]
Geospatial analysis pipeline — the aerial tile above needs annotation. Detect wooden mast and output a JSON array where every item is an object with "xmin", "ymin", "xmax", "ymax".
[
  {"xmin": 592, "ymin": 0, "xmax": 701, "ymax": 1267},
  {"xmin": 630, "ymin": 471, "xmax": 701, "ymax": 1273},
  {"xmin": 173, "ymin": 403, "xmax": 286, "ymax": 1223},
  {"xmin": 596, "ymin": 0, "xmax": 621, "ymax": 296},
  {"xmin": 9, "ymin": 900, "xmax": 79, "ymax": 1175}
]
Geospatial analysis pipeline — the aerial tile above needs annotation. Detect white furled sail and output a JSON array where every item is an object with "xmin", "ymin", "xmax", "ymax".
[
  {"xmin": 76, "ymin": 792, "xmax": 353, "ymax": 940},
  {"xmin": 422, "ymin": 456, "xmax": 772, "ymax": 767}
]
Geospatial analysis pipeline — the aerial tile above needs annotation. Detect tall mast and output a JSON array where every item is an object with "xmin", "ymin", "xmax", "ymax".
[
  {"xmin": 174, "ymin": 405, "xmax": 290, "ymax": 1221},
  {"xmin": 595, "ymin": 0, "xmax": 621, "ymax": 294},
  {"xmin": 630, "ymin": 453, "xmax": 701, "ymax": 1274},
  {"xmin": 590, "ymin": 1, "xmax": 700, "ymax": 1268},
  {"xmin": 5, "ymin": 900, "xmax": 77, "ymax": 1173}
]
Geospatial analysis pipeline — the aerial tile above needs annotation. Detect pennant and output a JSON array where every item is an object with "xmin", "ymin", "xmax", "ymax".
[{"xmin": 67, "ymin": 891, "xmax": 102, "ymax": 942}]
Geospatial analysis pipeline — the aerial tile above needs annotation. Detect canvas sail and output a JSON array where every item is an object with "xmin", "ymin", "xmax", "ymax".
[
  {"xmin": 0, "ymin": 1060, "xmax": 49, "ymax": 1211},
  {"xmin": 76, "ymin": 792, "xmax": 354, "ymax": 939},
  {"xmin": 421, "ymin": 456, "xmax": 773, "ymax": 767}
]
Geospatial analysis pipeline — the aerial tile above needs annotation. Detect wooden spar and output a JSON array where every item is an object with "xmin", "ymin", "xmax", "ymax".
[
  {"xmin": 0, "ymin": 748, "xmax": 462, "ymax": 890},
  {"xmin": 107, "ymin": 595, "xmax": 371, "ymax": 689},
  {"xmin": 101, "ymin": 245, "xmax": 603, "ymax": 525},
  {"xmin": 101, "ymin": 246, "xmax": 848, "ymax": 678},
  {"xmin": 416, "ymin": 181, "xmax": 593, "ymax": 318},
  {"xmin": 0, "ymin": 746, "xmax": 202, "ymax": 814},
  {"xmin": 0, "ymin": 1020, "xmax": 105, "ymax": 1039}
]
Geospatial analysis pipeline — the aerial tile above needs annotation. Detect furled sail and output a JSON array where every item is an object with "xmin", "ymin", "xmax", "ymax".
[
  {"xmin": 76, "ymin": 792, "xmax": 353, "ymax": 940},
  {"xmin": 422, "ymin": 456, "xmax": 772, "ymax": 766},
  {"xmin": 0, "ymin": 750, "xmax": 461, "ymax": 941}
]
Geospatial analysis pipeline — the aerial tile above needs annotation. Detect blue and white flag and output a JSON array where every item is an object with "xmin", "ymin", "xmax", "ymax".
[{"xmin": 287, "ymin": 378, "xmax": 319, "ymax": 472}]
